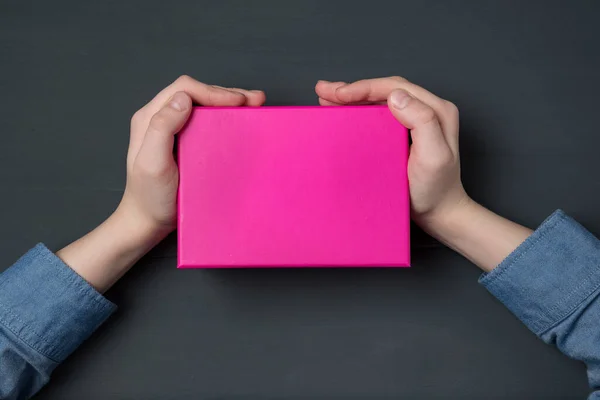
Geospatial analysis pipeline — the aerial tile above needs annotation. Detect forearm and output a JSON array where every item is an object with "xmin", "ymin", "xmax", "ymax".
[
  {"xmin": 421, "ymin": 199, "xmax": 533, "ymax": 272},
  {"xmin": 56, "ymin": 207, "xmax": 167, "ymax": 293}
]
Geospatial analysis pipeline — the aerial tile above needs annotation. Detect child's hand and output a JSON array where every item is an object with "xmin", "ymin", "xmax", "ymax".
[
  {"xmin": 315, "ymin": 77, "xmax": 470, "ymax": 234},
  {"xmin": 117, "ymin": 75, "xmax": 266, "ymax": 241},
  {"xmin": 58, "ymin": 76, "xmax": 265, "ymax": 292}
]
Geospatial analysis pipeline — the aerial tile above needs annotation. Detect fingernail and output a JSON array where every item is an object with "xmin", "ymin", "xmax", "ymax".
[
  {"xmin": 318, "ymin": 80, "xmax": 331, "ymax": 84},
  {"xmin": 169, "ymin": 92, "xmax": 188, "ymax": 111},
  {"xmin": 390, "ymin": 90, "xmax": 411, "ymax": 110}
]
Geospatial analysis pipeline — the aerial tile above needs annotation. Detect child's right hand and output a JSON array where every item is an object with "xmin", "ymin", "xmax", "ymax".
[{"xmin": 315, "ymin": 77, "xmax": 471, "ymax": 236}]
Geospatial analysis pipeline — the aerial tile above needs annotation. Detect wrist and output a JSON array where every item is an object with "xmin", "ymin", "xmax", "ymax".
[
  {"xmin": 416, "ymin": 195, "xmax": 481, "ymax": 241},
  {"xmin": 109, "ymin": 205, "xmax": 171, "ymax": 253},
  {"xmin": 416, "ymin": 197, "xmax": 533, "ymax": 272},
  {"xmin": 56, "ymin": 208, "xmax": 168, "ymax": 293}
]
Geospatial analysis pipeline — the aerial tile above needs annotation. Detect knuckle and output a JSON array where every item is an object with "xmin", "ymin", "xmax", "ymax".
[
  {"xmin": 422, "ymin": 151, "xmax": 454, "ymax": 171},
  {"xmin": 390, "ymin": 75, "xmax": 408, "ymax": 83},
  {"xmin": 148, "ymin": 112, "xmax": 170, "ymax": 132},
  {"xmin": 174, "ymin": 74, "xmax": 192, "ymax": 85},
  {"xmin": 438, "ymin": 150, "xmax": 455, "ymax": 166},
  {"xmin": 444, "ymin": 100, "xmax": 459, "ymax": 119},
  {"xmin": 336, "ymin": 89, "xmax": 354, "ymax": 103},
  {"xmin": 419, "ymin": 157, "xmax": 440, "ymax": 173},
  {"xmin": 415, "ymin": 105, "xmax": 438, "ymax": 126},
  {"xmin": 134, "ymin": 159, "xmax": 166, "ymax": 179},
  {"xmin": 130, "ymin": 109, "xmax": 145, "ymax": 127}
]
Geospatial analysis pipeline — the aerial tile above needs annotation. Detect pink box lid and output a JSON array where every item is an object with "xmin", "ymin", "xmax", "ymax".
[{"xmin": 177, "ymin": 105, "xmax": 410, "ymax": 268}]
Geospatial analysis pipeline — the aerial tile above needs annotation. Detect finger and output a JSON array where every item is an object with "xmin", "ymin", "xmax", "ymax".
[
  {"xmin": 241, "ymin": 89, "xmax": 267, "ymax": 106},
  {"xmin": 336, "ymin": 76, "xmax": 448, "ymax": 110},
  {"xmin": 334, "ymin": 77, "xmax": 458, "ymax": 149},
  {"xmin": 388, "ymin": 89, "xmax": 451, "ymax": 158},
  {"xmin": 317, "ymin": 97, "xmax": 383, "ymax": 106},
  {"xmin": 137, "ymin": 91, "xmax": 192, "ymax": 167},
  {"xmin": 144, "ymin": 75, "xmax": 247, "ymax": 115},
  {"xmin": 232, "ymin": 89, "xmax": 266, "ymax": 106},
  {"xmin": 212, "ymin": 86, "xmax": 267, "ymax": 106},
  {"xmin": 315, "ymin": 80, "xmax": 347, "ymax": 102},
  {"xmin": 318, "ymin": 98, "xmax": 342, "ymax": 106},
  {"xmin": 334, "ymin": 77, "xmax": 443, "ymax": 106}
]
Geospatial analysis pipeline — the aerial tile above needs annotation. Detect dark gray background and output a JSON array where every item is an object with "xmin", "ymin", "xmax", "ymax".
[{"xmin": 1, "ymin": 0, "xmax": 598, "ymax": 398}]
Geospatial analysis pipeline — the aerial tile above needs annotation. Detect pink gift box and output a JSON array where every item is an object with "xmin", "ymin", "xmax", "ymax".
[{"xmin": 177, "ymin": 105, "xmax": 410, "ymax": 268}]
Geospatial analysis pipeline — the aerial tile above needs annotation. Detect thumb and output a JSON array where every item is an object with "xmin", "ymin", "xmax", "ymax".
[
  {"xmin": 387, "ymin": 89, "xmax": 449, "ymax": 154},
  {"xmin": 138, "ymin": 91, "xmax": 192, "ymax": 166}
]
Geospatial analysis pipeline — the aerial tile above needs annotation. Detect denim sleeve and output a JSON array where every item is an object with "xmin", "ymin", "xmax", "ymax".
[
  {"xmin": 0, "ymin": 244, "xmax": 116, "ymax": 400},
  {"xmin": 480, "ymin": 210, "xmax": 600, "ymax": 399}
]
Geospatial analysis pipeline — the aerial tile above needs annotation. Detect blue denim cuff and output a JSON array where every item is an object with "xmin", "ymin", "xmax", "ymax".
[
  {"xmin": 480, "ymin": 210, "xmax": 600, "ymax": 335},
  {"xmin": 0, "ymin": 243, "xmax": 116, "ymax": 363}
]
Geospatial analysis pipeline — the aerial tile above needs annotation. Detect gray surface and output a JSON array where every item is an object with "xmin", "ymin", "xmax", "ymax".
[{"xmin": 0, "ymin": 0, "xmax": 598, "ymax": 398}]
